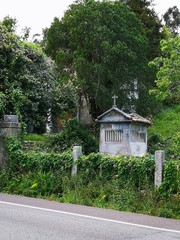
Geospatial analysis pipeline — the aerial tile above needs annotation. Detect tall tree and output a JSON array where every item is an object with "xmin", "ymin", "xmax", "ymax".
[
  {"xmin": 120, "ymin": 0, "xmax": 162, "ymax": 60},
  {"xmin": 163, "ymin": 6, "xmax": 180, "ymax": 34},
  {"xmin": 0, "ymin": 18, "xmax": 24, "ymax": 116},
  {"xmin": 119, "ymin": 0, "xmax": 162, "ymax": 114},
  {"xmin": 43, "ymin": 0, "xmax": 149, "ymax": 118},
  {"xmin": 0, "ymin": 17, "xmax": 56, "ymax": 133},
  {"xmin": 149, "ymin": 29, "xmax": 180, "ymax": 105}
]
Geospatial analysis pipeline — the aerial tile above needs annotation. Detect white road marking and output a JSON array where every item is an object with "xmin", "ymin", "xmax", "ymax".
[{"xmin": 0, "ymin": 200, "xmax": 179, "ymax": 234}]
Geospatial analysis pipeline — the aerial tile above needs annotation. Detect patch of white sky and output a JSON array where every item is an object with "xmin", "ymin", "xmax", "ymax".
[{"xmin": 0, "ymin": 0, "xmax": 180, "ymax": 39}]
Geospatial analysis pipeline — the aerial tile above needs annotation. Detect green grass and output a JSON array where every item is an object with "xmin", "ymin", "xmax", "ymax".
[
  {"xmin": 58, "ymin": 178, "xmax": 180, "ymax": 219},
  {"xmin": 24, "ymin": 134, "xmax": 46, "ymax": 142},
  {"xmin": 148, "ymin": 105, "xmax": 180, "ymax": 139},
  {"xmin": 1, "ymin": 172, "xmax": 178, "ymax": 219},
  {"xmin": 147, "ymin": 105, "xmax": 180, "ymax": 159}
]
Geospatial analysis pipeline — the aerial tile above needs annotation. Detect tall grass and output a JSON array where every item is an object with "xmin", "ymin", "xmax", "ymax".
[{"xmin": 24, "ymin": 134, "xmax": 46, "ymax": 142}]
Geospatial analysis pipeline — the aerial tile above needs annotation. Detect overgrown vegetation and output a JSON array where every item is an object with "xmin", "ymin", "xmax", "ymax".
[
  {"xmin": 44, "ymin": 119, "xmax": 98, "ymax": 154},
  {"xmin": 0, "ymin": 17, "xmax": 57, "ymax": 133},
  {"xmin": 149, "ymin": 29, "xmax": 180, "ymax": 105},
  {"xmin": 0, "ymin": 138, "xmax": 179, "ymax": 219},
  {"xmin": 148, "ymin": 105, "xmax": 180, "ymax": 160},
  {"xmin": 44, "ymin": 0, "xmax": 159, "ymax": 117},
  {"xmin": 61, "ymin": 176, "xmax": 179, "ymax": 219},
  {"xmin": 0, "ymin": 0, "xmax": 179, "ymax": 221}
]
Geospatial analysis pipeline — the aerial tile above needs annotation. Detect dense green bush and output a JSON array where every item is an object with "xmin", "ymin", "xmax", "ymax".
[
  {"xmin": 1, "ymin": 172, "xmax": 62, "ymax": 197},
  {"xmin": 148, "ymin": 133, "xmax": 165, "ymax": 154},
  {"xmin": 77, "ymin": 153, "xmax": 155, "ymax": 189},
  {"xmin": 0, "ymin": 137, "xmax": 73, "ymax": 197},
  {"xmin": 165, "ymin": 134, "xmax": 180, "ymax": 161},
  {"xmin": 7, "ymin": 150, "xmax": 73, "ymax": 175},
  {"xmin": 45, "ymin": 118, "xmax": 98, "ymax": 154},
  {"xmin": 159, "ymin": 161, "xmax": 179, "ymax": 197},
  {"xmin": 0, "ymin": 137, "xmax": 179, "ymax": 219}
]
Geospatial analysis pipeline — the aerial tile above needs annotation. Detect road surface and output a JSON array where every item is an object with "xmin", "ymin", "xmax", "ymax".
[{"xmin": 0, "ymin": 193, "xmax": 179, "ymax": 240}]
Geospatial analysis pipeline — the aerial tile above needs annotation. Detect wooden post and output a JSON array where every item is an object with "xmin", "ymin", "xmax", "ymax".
[{"xmin": 154, "ymin": 150, "xmax": 165, "ymax": 187}]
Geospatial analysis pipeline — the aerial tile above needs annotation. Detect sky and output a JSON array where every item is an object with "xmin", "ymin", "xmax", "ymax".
[{"xmin": 0, "ymin": 0, "xmax": 180, "ymax": 39}]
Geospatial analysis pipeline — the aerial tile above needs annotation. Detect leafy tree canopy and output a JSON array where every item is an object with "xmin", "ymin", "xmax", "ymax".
[
  {"xmin": 0, "ymin": 17, "xmax": 56, "ymax": 133},
  {"xmin": 149, "ymin": 28, "xmax": 180, "ymax": 105},
  {"xmin": 163, "ymin": 6, "xmax": 180, "ymax": 35},
  {"xmin": 118, "ymin": 0, "xmax": 163, "ymax": 115},
  {"xmin": 120, "ymin": 0, "xmax": 162, "ymax": 60},
  {"xmin": 43, "ymin": 0, "xmax": 149, "ymax": 118}
]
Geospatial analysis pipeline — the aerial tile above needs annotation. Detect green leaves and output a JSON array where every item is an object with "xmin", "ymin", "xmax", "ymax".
[
  {"xmin": 0, "ymin": 92, "xmax": 5, "ymax": 114},
  {"xmin": 0, "ymin": 17, "xmax": 57, "ymax": 132},
  {"xmin": 159, "ymin": 161, "xmax": 180, "ymax": 197},
  {"xmin": 78, "ymin": 153, "xmax": 155, "ymax": 189},
  {"xmin": 46, "ymin": 118, "xmax": 98, "ymax": 154},
  {"xmin": 1, "ymin": 138, "xmax": 179, "ymax": 217},
  {"xmin": 163, "ymin": 6, "xmax": 180, "ymax": 34},
  {"xmin": 149, "ymin": 29, "xmax": 180, "ymax": 104},
  {"xmin": 44, "ymin": 0, "xmax": 148, "ymax": 117}
]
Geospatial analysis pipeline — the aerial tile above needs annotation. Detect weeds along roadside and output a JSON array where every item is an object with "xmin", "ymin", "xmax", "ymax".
[{"xmin": 0, "ymin": 137, "xmax": 179, "ymax": 219}]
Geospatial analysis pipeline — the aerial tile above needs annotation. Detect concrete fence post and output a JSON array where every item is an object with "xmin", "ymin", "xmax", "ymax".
[
  {"xmin": 72, "ymin": 146, "xmax": 82, "ymax": 176},
  {"xmin": 154, "ymin": 150, "xmax": 165, "ymax": 187}
]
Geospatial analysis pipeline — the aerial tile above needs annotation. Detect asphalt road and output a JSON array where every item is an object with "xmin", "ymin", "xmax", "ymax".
[{"xmin": 0, "ymin": 193, "xmax": 179, "ymax": 240}]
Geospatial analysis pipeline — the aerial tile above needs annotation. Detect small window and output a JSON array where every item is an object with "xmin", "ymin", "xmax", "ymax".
[
  {"xmin": 131, "ymin": 129, "xmax": 146, "ymax": 143},
  {"xmin": 105, "ymin": 130, "xmax": 123, "ymax": 142}
]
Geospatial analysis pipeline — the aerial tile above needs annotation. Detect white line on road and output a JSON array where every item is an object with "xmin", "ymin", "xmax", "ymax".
[{"xmin": 0, "ymin": 200, "xmax": 179, "ymax": 234}]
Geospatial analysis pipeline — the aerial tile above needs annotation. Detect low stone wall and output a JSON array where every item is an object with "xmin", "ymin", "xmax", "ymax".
[{"xmin": 22, "ymin": 141, "xmax": 41, "ymax": 152}]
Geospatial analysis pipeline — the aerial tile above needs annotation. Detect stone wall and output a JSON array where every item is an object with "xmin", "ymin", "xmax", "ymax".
[
  {"xmin": 0, "ymin": 115, "xmax": 21, "ymax": 168},
  {"xmin": 22, "ymin": 141, "xmax": 41, "ymax": 152}
]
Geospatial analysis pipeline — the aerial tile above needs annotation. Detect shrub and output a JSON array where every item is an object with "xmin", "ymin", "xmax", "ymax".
[
  {"xmin": 159, "ymin": 161, "xmax": 180, "ymax": 197},
  {"xmin": 1, "ymin": 172, "xmax": 63, "ymax": 197},
  {"xmin": 7, "ymin": 150, "xmax": 73, "ymax": 176},
  {"xmin": 1, "ymin": 138, "xmax": 179, "ymax": 219},
  {"xmin": 45, "ymin": 118, "xmax": 98, "ymax": 154},
  {"xmin": 116, "ymin": 156, "xmax": 155, "ymax": 188},
  {"xmin": 166, "ymin": 134, "xmax": 180, "ymax": 161},
  {"xmin": 77, "ymin": 153, "xmax": 155, "ymax": 189},
  {"xmin": 1, "ymin": 137, "xmax": 73, "ymax": 197},
  {"xmin": 148, "ymin": 133, "xmax": 165, "ymax": 154}
]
